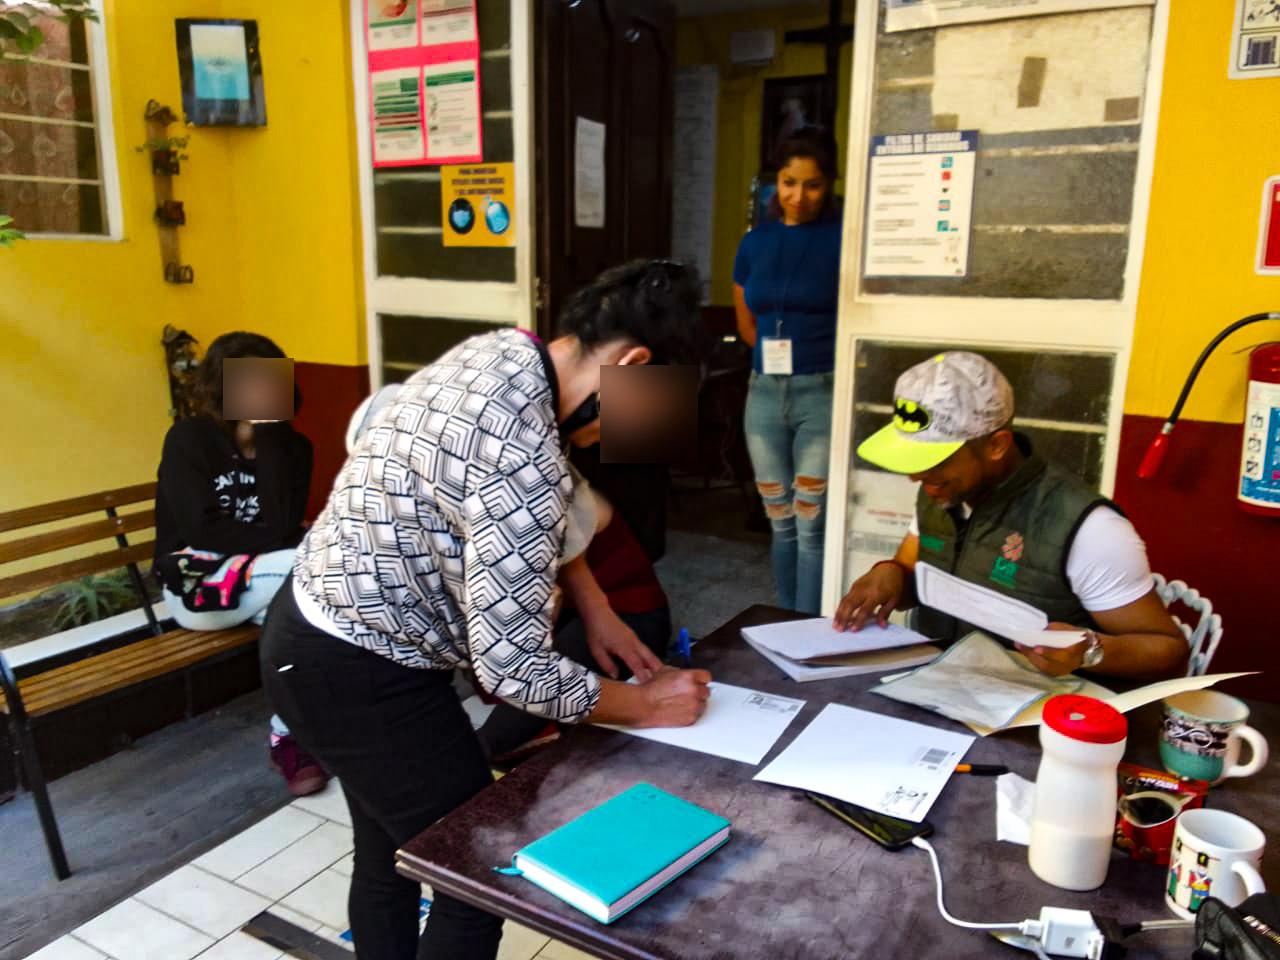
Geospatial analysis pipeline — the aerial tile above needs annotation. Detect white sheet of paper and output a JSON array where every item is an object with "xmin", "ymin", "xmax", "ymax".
[
  {"xmin": 915, "ymin": 562, "xmax": 1087, "ymax": 649},
  {"xmin": 754, "ymin": 704, "xmax": 974, "ymax": 822},
  {"xmin": 1105, "ymin": 671, "xmax": 1257, "ymax": 715},
  {"xmin": 600, "ymin": 682, "xmax": 805, "ymax": 766},
  {"xmin": 743, "ymin": 631, "xmax": 939, "ymax": 683},
  {"xmin": 743, "ymin": 618, "xmax": 933, "ymax": 661}
]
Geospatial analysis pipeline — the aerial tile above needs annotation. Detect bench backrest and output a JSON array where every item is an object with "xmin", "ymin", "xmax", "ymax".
[{"xmin": 0, "ymin": 483, "xmax": 159, "ymax": 607}]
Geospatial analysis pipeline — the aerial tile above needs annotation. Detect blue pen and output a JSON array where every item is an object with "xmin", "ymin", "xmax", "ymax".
[{"xmin": 676, "ymin": 628, "xmax": 692, "ymax": 667}]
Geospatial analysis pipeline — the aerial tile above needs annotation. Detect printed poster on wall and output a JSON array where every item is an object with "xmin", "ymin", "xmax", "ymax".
[
  {"xmin": 423, "ymin": 0, "xmax": 477, "ymax": 46},
  {"xmin": 1230, "ymin": 0, "xmax": 1280, "ymax": 79},
  {"xmin": 575, "ymin": 117, "xmax": 606, "ymax": 229},
  {"xmin": 367, "ymin": 0, "xmax": 418, "ymax": 51},
  {"xmin": 364, "ymin": 0, "xmax": 482, "ymax": 167},
  {"xmin": 371, "ymin": 67, "xmax": 425, "ymax": 164},
  {"xmin": 864, "ymin": 130, "xmax": 978, "ymax": 279},
  {"xmin": 425, "ymin": 60, "xmax": 480, "ymax": 161},
  {"xmin": 441, "ymin": 163, "xmax": 515, "ymax": 247},
  {"xmin": 672, "ymin": 65, "xmax": 719, "ymax": 305},
  {"xmin": 884, "ymin": 0, "xmax": 1152, "ymax": 33}
]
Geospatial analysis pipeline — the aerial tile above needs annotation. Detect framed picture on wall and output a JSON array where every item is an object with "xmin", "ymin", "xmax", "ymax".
[
  {"xmin": 175, "ymin": 18, "xmax": 267, "ymax": 127},
  {"xmin": 760, "ymin": 74, "xmax": 827, "ymax": 171}
]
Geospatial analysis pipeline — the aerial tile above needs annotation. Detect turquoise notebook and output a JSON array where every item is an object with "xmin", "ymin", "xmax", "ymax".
[{"xmin": 499, "ymin": 783, "xmax": 731, "ymax": 924}]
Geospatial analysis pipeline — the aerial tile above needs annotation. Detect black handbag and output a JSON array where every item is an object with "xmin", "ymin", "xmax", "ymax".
[{"xmin": 1195, "ymin": 895, "xmax": 1280, "ymax": 960}]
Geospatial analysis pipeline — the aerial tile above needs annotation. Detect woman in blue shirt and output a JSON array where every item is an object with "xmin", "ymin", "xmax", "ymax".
[{"xmin": 734, "ymin": 128, "xmax": 842, "ymax": 614}]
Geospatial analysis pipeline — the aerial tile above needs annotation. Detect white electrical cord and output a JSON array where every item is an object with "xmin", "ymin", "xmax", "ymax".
[{"xmin": 912, "ymin": 836, "xmax": 1027, "ymax": 932}]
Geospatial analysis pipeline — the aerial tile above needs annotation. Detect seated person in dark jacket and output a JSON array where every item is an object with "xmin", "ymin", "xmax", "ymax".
[
  {"xmin": 153, "ymin": 331, "xmax": 322, "ymax": 794},
  {"xmin": 834, "ymin": 351, "xmax": 1186, "ymax": 680}
]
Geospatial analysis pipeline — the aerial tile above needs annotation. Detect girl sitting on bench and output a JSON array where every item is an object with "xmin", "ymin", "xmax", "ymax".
[{"xmin": 152, "ymin": 331, "xmax": 324, "ymax": 796}]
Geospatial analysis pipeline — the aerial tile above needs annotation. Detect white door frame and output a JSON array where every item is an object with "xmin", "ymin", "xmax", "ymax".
[
  {"xmin": 347, "ymin": 0, "xmax": 537, "ymax": 389},
  {"xmin": 821, "ymin": 0, "xmax": 1171, "ymax": 613}
]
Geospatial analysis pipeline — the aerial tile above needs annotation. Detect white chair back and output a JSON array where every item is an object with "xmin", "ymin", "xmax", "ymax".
[{"xmin": 1151, "ymin": 573, "xmax": 1223, "ymax": 677}]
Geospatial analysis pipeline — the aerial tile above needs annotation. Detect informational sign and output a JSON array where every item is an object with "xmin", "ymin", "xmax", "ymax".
[
  {"xmin": 425, "ymin": 60, "xmax": 480, "ymax": 161},
  {"xmin": 441, "ymin": 163, "xmax": 515, "ymax": 247},
  {"xmin": 422, "ymin": 0, "xmax": 477, "ymax": 46},
  {"xmin": 1231, "ymin": 0, "xmax": 1280, "ymax": 79},
  {"xmin": 367, "ymin": 0, "xmax": 417, "ymax": 50},
  {"xmin": 864, "ymin": 130, "xmax": 978, "ymax": 279},
  {"xmin": 364, "ymin": 0, "xmax": 482, "ymax": 167},
  {"xmin": 846, "ymin": 468, "xmax": 918, "ymax": 600},
  {"xmin": 1240, "ymin": 380, "xmax": 1280, "ymax": 509},
  {"xmin": 371, "ymin": 67, "xmax": 426, "ymax": 164},
  {"xmin": 885, "ymin": 0, "xmax": 1152, "ymax": 33},
  {"xmin": 671, "ymin": 66, "xmax": 719, "ymax": 305},
  {"xmin": 575, "ymin": 117, "xmax": 606, "ymax": 229},
  {"xmin": 1258, "ymin": 176, "xmax": 1280, "ymax": 275}
]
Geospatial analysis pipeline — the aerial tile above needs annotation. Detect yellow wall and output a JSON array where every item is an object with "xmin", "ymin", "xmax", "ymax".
[
  {"xmin": 1127, "ymin": 2, "xmax": 1279, "ymax": 423},
  {"xmin": 677, "ymin": 4, "xmax": 852, "ymax": 306},
  {"xmin": 0, "ymin": 0, "xmax": 364, "ymax": 514}
]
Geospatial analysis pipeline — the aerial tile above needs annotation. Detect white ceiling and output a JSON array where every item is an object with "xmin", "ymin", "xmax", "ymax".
[{"xmin": 674, "ymin": 0, "xmax": 823, "ymax": 17}]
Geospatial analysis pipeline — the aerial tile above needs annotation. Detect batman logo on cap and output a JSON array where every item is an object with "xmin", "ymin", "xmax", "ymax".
[{"xmin": 893, "ymin": 398, "xmax": 930, "ymax": 433}]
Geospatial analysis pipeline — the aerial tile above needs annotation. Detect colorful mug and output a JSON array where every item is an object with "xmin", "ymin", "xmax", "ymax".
[
  {"xmin": 1166, "ymin": 808, "xmax": 1267, "ymax": 919},
  {"xmin": 1159, "ymin": 691, "xmax": 1269, "ymax": 784}
]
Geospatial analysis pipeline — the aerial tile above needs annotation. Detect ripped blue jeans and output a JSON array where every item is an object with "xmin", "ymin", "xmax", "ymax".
[{"xmin": 744, "ymin": 372, "xmax": 833, "ymax": 614}]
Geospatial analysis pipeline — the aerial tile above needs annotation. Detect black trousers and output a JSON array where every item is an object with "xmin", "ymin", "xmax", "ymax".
[
  {"xmin": 477, "ymin": 605, "xmax": 671, "ymax": 758},
  {"xmin": 260, "ymin": 586, "xmax": 504, "ymax": 960}
]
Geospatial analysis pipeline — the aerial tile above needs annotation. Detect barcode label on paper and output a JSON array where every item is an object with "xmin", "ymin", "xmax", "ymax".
[
  {"xmin": 917, "ymin": 747, "xmax": 951, "ymax": 770},
  {"xmin": 744, "ymin": 692, "xmax": 802, "ymax": 714}
]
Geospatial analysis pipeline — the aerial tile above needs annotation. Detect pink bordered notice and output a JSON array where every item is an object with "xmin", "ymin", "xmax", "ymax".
[{"xmin": 364, "ymin": 0, "xmax": 484, "ymax": 168}]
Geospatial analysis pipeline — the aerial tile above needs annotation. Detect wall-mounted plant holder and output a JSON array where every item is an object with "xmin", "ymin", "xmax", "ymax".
[
  {"xmin": 155, "ymin": 200, "xmax": 185, "ymax": 226},
  {"xmin": 151, "ymin": 148, "xmax": 182, "ymax": 176},
  {"xmin": 141, "ymin": 99, "xmax": 192, "ymax": 284},
  {"xmin": 164, "ymin": 263, "xmax": 195, "ymax": 284}
]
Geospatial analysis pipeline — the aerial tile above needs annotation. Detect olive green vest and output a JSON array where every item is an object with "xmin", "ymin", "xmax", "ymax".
[{"xmin": 915, "ymin": 452, "xmax": 1114, "ymax": 644}]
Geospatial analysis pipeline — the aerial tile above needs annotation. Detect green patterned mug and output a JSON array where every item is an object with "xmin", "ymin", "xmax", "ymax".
[{"xmin": 1160, "ymin": 691, "xmax": 1269, "ymax": 785}]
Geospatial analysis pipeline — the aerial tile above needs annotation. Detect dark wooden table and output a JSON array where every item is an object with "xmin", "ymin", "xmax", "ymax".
[{"xmin": 398, "ymin": 605, "xmax": 1280, "ymax": 960}]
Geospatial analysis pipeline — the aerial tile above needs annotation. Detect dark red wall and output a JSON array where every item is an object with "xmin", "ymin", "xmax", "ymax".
[
  {"xmin": 1115, "ymin": 415, "xmax": 1278, "ymax": 702},
  {"xmin": 293, "ymin": 361, "xmax": 370, "ymax": 523}
]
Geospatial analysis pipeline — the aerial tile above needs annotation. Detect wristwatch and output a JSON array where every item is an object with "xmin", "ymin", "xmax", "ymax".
[{"xmin": 1080, "ymin": 633, "xmax": 1105, "ymax": 669}]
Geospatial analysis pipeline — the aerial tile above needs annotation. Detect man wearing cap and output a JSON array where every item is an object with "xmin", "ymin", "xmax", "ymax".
[{"xmin": 834, "ymin": 352, "xmax": 1186, "ymax": 680}]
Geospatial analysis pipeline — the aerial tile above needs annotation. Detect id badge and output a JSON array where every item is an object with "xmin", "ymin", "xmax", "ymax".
[{"xmin": 762, "ymin": 337, "xmax": 794, "ymax": 375}]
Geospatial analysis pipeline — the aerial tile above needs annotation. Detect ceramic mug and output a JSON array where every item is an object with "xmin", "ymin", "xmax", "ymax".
[
  {"xmin": 1159, "ymin": 691, "xmax": 1269, "ymax": 784},
  {"xmin": 1165, "ymin": 808, "xmax": 1267, "ymax": 919}
]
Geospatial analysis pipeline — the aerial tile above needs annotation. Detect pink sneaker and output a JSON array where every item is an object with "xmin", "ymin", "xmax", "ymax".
[{"xmin": 270, "ymin": 735, "xmax": 329, "ymax": 797}]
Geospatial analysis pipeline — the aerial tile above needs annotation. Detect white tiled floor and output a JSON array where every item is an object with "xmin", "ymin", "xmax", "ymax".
[{"xmin": 32, "ymin": 779, "xmax": 597, "ymax": 960}]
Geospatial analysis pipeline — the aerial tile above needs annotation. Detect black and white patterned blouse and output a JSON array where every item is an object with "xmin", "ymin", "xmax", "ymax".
[{"xmin": 294, "ymin": 329, "xmax": 601, "ymax": 722}]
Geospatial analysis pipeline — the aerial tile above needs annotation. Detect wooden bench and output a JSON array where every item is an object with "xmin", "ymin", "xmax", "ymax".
[{"xmin": 0, "ymin": 483, "xmax": 262, "ymax": 880}]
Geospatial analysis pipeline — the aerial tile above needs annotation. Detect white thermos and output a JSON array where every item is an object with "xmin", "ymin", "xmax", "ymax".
[{"xmin": 1029, "ymin": 694, "xmax": 1128, "ymax": 891}]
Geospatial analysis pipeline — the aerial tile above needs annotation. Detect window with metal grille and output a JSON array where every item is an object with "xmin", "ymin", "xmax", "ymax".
[{"xmin": 0, "ymin": 4, "xmax": 116, "ymax": 237}]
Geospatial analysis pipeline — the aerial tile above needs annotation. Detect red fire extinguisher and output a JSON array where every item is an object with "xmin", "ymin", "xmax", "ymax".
[{"xmin": 1138, "ymin": 312, "xmax": 1280, "ymax": 518}]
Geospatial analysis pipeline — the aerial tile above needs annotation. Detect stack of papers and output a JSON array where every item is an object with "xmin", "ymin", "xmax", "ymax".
[
  {"xmin": 754, "ymin": 703, "xmax": 974, "ymax": 822},
  {"xmin": 872, "ymin": 633, "xmax": 1093, "ymax": 732},
  {"xmin": 915, "ymin": 562, "xmax": 1088, "ymax": 648},
  {"xmin": 872, "ymin": 632, "xmax": 1256, "ymax": 736},
  {"xmin": 742, "ymin": 618, "xmax": 940, "ymax": 682}
]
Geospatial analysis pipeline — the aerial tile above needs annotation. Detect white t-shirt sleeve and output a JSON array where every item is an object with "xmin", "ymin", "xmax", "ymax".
[{"xmin": 1065, "ymin": 506, "xmax": 1155, "ymax": 612}]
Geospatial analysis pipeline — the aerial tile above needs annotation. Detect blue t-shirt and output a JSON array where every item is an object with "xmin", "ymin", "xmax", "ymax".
[{"xmin": 733, "ymin": 215, "xmax": 842, "ymax": 375}]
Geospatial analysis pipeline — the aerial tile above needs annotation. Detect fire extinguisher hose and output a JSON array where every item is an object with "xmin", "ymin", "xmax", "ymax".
[{"xmin": 1138, "ymin": 311, "xmax": 1280, "ymax": 479}]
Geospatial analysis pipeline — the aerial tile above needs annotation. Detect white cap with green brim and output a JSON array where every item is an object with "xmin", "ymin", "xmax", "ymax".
[{"xmin": 856, "ymin": 351, "xmax": 1015, "ymax": 474}]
